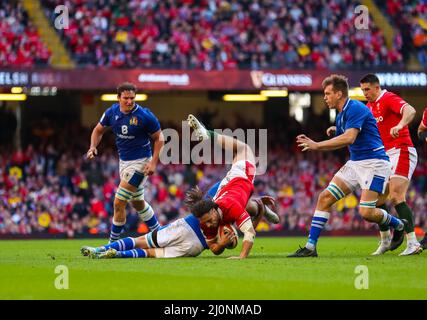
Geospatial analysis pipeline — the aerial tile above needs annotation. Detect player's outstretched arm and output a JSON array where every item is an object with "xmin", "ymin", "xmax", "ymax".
[
  {"xmin": 87, "ymin": 123, "xmax": 107, "ymax": 159},
  {"xmin": 228, "ymin": 219, "xmax": 255, "ymax": 259},
  {"xmin": 296, "ymin": 128, "xmax": 358, "ymax": 152}
]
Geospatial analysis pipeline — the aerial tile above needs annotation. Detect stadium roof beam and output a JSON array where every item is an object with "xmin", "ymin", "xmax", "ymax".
[
  {"xmin": 101, "ymin": 94, "xmax": 148, "ymax": 101},
  {"xmin": 260, "ymin": 89, "xmax": 288, "ymax": 97},
  {"xmin": 0, "ymin": 94, "xmax": 27, "ymax": 101},
  {"xmin": 223, "ymin": 94, "xmax": 268, "ymax": 102}
]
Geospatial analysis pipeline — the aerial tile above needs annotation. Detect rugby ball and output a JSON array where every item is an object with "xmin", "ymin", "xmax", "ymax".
[{"xmin": 218, "ymin": 223, "xmax": 238, "ymax": 249}]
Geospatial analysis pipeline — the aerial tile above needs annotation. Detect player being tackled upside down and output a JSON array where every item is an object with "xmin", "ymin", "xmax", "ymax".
[
  {"xmin": 80, "ymin": 182, "xmax": 278, "ymax": 259},
  {"xmin": 185, "ymin": 114, "xmax": 280, "ymax": 259},
  {"xmin": 288, "ymin": 74, "xmax": 409, "ymax": 258},
  {"xmin": 360, "ymin": 74, "xmax": 423, "ymax": 256}
]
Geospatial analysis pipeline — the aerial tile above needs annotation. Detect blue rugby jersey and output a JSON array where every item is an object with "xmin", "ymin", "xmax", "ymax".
[
  {"xmin": 99, "ymin": 103, "xmax": 160, "ymax": 161},
  {"xmin": 335, "ymin": 99, "xmax": 389, "ymax": 162}
]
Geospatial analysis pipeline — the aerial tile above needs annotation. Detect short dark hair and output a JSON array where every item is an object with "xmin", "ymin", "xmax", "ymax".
[
  {"xmin": 322, "ymin": 74, "xmax": 349, "ymax": 97},
  {"xmin": 185, "ymin": 186, "xmax": 219, "ymax": 218},
  {"xmin": 360, "ymin": 73, "xmax": 380, "ymax": 85},
  {"xmin": 117, "ymin": 82, "xmax": 137, "ymax": 97}
]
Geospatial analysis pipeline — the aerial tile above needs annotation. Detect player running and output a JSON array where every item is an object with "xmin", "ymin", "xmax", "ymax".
[
  {"xmin": 80, "ymin": 182, "xmax": 279, "ymax": 259},
  {"xmin": 360, "ymin": 74, "xmax": 422, "ymax": 256},
  {"xmin": 87, "ymin": 82, "xmax": 164, "ymax": 243},
  {"xmin": 184, "ymin": 114, "xmax": 280, "ymax": 260},
  {"xmin": 288, "ymin": 74, "xmax": 407, "ymax": 257},
  {"xmin": 417, "ymin": 107, "xmax": 427, "ymax": 249}
]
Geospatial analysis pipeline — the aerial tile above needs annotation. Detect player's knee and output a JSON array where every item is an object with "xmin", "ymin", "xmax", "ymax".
[
  {"xmin": 115, "ymin": 186, "xmax": 134, "ymax": 203},
  {"xmin": 317, "ymin": 189, "xmax": 336, "ymax": 209},
  {"xmin": 358, "ymin": 206, "xmax": 376, "ymax": 221},
  {"xmin": 389, "ymin": 191, "xmax": 405, "ymax": 205}
]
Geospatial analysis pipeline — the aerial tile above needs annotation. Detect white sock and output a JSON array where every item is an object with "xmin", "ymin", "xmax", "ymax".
[
  {"xmin": 406, "ymin": 232, "xmax": 418, "ymax": 245},
  {"xmin": 305, "ymin": 242, "xmax": 316, "ymax": 251},
  {"xmin": 380, "ymin": 230, "xmax": 391, "ymax": 242}
]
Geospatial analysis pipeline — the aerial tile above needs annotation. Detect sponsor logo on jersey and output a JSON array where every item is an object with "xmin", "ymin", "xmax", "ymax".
[
  {"xmin": 130, "ymin": 116, "xmax": 138, "ymax": 125},
  {"xmin": 375, "ymin": 116, "xmax": 383, "ymax": 123}
]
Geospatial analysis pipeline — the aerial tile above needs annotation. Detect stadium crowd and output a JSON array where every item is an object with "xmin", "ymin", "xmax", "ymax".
[
  {"xmin": 39, "ymin": 0, "xmax": 409, "ymax": 70},
  {"xmin": 1, "ymin": 118, "xmax": 426, "ymax": 238},
  {"xmin": 0, "ymin": 1, "xmax": 51, "ymax": 67},
  {"xmin": 376, "ymin": 0, "xmax": 427, "ymax": 67}
]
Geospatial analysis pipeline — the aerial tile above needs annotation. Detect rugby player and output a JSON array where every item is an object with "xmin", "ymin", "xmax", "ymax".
[
  {"xmin": 288, "ymin": 74, "xmax": 407, "ymax": 257},
  {"xmin": 360, "ymin": 74, "xmax": 422, "ymax": 255},
  {"xmin": 87, "ymin": 82, "xmax": 164, "ymax": 243}
]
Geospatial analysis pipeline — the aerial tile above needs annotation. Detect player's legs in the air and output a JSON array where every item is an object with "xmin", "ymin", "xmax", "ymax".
[
  {"xmin": 246, "ymin": 196, "xmax": 280, "ymax": 227},
  {"xmin": 187, "ymin": 114, "xmax": 256, "ymax": 165},
  {"xmin": 288, "ymin": 176, "xmax": 352, "ymax": 257}
]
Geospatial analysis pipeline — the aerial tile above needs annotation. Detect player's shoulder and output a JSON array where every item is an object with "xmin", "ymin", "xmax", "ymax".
[
  {"xmin": 133, "ymin": 104, "xmax": 151, "ymax": 114},
  {"xmin": 347, "ymin": 99, "xmax": 369, "ymax": 113},
  {"xmin": 381, "ymin": 90, "xmax": 402, "ymax": 101},
  {"xmin": 104, "ymin": 103, "xmax": 120, "ymax": 115}
]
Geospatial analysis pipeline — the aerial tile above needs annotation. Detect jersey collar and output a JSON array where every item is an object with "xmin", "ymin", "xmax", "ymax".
[
  {"xmin": 375, "ymin": 89, "xmax": 387, "ymax": 103},
  {"xmin": 342, "ymin": 98, "xmax": 350, "ymax": 111},
  {"xmin": 118, "ymin": 104, "xmax": 139, "ymax": 115}
]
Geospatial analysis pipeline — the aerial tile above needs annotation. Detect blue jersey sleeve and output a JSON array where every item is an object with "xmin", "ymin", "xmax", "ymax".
[
  {"xmin": 344, "ymin": 104, "xmax": 368, "ymax": 131},
  {"xmin": 143, "ymin": 108, "xmax": 161, "ymax": 134},
  {"xmin": 99, "ymin": 108, "xmax": 111, "ymax": 127}
]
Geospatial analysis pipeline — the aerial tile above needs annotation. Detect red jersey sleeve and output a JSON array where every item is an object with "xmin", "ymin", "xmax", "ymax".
[
  {"xmin": 385, "ymin": 92, "xmax": 409, "ymax": 115},
  {"xmin": 422, "ymin": 108, "xmax": 427, "ymax": 127},
  {"xmin": 225, "ymin": 203, "xmax": 251, "ymax": 229}
]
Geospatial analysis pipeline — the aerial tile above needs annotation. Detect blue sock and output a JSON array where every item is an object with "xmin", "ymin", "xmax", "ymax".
[
  {"xmin": 138, "ymin": 203, "xmax": 160, "ymax": 231},
  {"xmin": 306, "ymin": 210, "xmax": 330, "ymax": 250},
  {"xmin": 101, "ymin": 237, "xmax": 135, "ymax": 252},
  {"xmin": 109, "ymin": 220, "xmax": 125, "ymax": 243},
  {"xmin": 380, "ymin": 210, "xmax": 404, "ymax": 231},
  {"xmin": 117, "ymin": 248, "xmax": 147, "ymax": 258}
]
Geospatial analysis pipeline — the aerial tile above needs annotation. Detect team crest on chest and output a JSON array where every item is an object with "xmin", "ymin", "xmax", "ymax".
[{"xmin": 130, "ymin": 116, "xmax": 138, "ymax": 125}]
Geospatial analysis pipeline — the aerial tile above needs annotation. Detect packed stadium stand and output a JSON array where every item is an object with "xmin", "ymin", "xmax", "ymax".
[
  {"xmin": 375, "ymin": 0, "xmax": 427, "ymax": 67},
  {"xmin": 37, "ymin": 0, "xmax": 416, "ymax": 69},
  {"xmin": 0, "ymin": 1, "xmax": 51, "ymax": 67}
]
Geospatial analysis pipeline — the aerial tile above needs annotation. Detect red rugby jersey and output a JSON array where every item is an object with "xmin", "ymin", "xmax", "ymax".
[
  {"xmin": 422, "ymin": 107, "xmax": 427, "ymax": 128},
  {"xmin": 366, "ymin": 90, "xmax": 413, "ymax": 150}
]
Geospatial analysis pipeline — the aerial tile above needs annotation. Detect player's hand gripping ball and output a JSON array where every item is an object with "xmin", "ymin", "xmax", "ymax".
[{"xmin": 218, "ymin": 223, "xmax": 238, "ymax": 249}]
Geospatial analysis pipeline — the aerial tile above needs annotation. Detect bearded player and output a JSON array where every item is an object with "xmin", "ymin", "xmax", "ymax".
[
  {"xmin": 417, "ymin": 107, "xmax": 427, "ymax": 249},
  {"xmin": 184, "ymin": 114, "xmax": 280, "ymax": 259},
  {"xmin": 360, "ymin": 74, "xmax": 422, "ymax": 256},
  {"xmin": 81, "ymin": 182, "xmax": 278, "ymax": 259}
]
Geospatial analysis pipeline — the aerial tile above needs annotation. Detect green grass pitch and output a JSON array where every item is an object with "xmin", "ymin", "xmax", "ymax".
[{"xmin": 0, "ymin": 237, "xmax": 425, "ymax": 300}]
